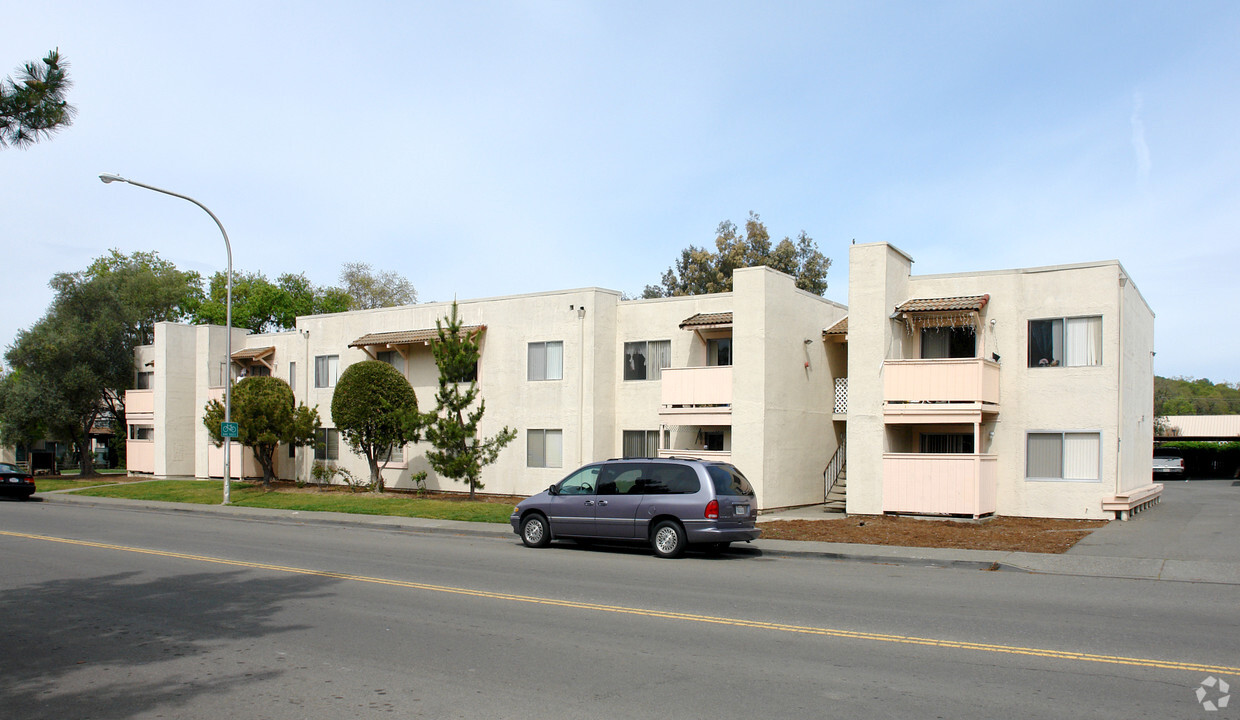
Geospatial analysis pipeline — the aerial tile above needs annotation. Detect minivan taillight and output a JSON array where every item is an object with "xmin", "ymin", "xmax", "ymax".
[{"xmin": 705, "ymin": 499, "xmax": 719, "ymax": 519}]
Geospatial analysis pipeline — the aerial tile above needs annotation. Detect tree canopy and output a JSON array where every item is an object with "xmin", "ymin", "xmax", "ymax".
[
  {"xmin": 1155, "ymin": 376, "xmax": 1240, "ymax": 416},
  {"xmin": 339, "ymin": 262, "xmax": 417, "ymax": 310},
  {"xmin": 190, "ymin": 271, "xmax": 351, "ymax": 333},
  {"xmin": 1, "ymin": 49, "xmax": 75, "ymax": 149},
  {"xmin": 331, "ymin": 360, "xmax": 424, "ymax": 491},
  {"xmin": 203, "ymin": 376, "xmax": 319, "ymax": 486},
  {"xmin": 1, "ymin": 249, "xmax": 202, "ymax": 475},
  {"xmin": 643, "ymin": 212, "xmax": 831, "ymax": 298},
  {"xmin": 424, "ymin": 302, "xmax": 516, "ymax": 499}
]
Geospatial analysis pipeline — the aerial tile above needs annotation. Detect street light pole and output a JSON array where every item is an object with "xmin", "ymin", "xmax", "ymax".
[{"xmin": 99, "ymin": 173, "xmax": 235, "ymax": 504}]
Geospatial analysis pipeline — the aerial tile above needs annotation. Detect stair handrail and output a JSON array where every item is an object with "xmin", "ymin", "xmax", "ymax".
[{"xmin": 824, "ymin": 436, "xmax": 846, "ymax": 500}]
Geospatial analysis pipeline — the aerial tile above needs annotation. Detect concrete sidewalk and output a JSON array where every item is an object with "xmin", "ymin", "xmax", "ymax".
[{"xmin": 35, "ymin": 479, "xmax": 1240, "ymax": 585}]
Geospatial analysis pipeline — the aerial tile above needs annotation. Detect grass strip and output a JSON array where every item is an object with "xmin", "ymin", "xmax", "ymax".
[
  {"xmin": 35, "ymin": 478, "xmax": 124, "ymax": 493},
  {"xmin": 71, "ymin": 480, "xmax": 513, "ymax": 524}
]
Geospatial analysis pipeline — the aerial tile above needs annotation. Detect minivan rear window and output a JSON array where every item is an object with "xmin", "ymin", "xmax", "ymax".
[{"xmin": 707, "ymin": 465, "xmax": 754, "ymax": 496}]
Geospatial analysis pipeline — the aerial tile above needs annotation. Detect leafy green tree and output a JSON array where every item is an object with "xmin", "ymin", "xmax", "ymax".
[
  {"xmin": 203, "ymin": 376, "xmax": 319, "ymax": 487},
  {"xmin": 2, "ymin": 250, "xmax": 202, "ymax": 475},
  {"xmin": 643, "ymin": 212, "xmax": 831, "ymax": 298},
  {"xmin": 331, "ymin": 360, "xmax": 424, "ymax": 492},
  {"xmin": 191, "ymin": 271, "xmax": 350, "ymax": 333},
  {"xmin": 1154, "ymin": 376, "xmax": 1240, "ymax": 416},
  {"xmin": 1, "ymin": 49, "xmax": 75, "ymax": 149},
  {"xmin": 339, "ymin": 262, "xmax": 417, "ymax": 310},
  {"xmin": 424, "ymin": 302, "xmax": 516, "ymax": 499}
]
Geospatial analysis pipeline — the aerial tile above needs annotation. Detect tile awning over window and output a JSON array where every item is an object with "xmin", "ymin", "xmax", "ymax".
[
  {"xmin": 231, "ymin": 346, "xmax": 275, "ymax": 362},
  {"xmin": 349, "ymin": 325, "xmax": 486, "ymax": 349},
  {"xmin": 679, "ymin": 312, "xmax": 733, "ymax": 329},
  {"xmin": 822, "ymin": 316, "xmax": 848, "ymax": 335},
  {"xmin": 894, "ymin": 295, "xmax": 990, "ymax": 313}
]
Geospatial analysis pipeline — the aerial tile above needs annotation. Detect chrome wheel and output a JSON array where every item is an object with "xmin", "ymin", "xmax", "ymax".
[
  {"xmin": 521, "ymin": 514, "xmax": 550, "ymax": 548},
  {"xmin": 651, "ymin": 520, "xmax": 685, "ymax": 558}
]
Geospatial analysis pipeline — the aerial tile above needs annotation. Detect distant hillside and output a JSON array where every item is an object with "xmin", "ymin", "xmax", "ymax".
[{"xmin": 1155, "ymin": 376, "xmax": 1240, "ymax": 416}]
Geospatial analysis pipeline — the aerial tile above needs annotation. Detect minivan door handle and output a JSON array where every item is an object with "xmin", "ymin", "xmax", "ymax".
[
  {"xmin": 584, "ymin": 500, "xmax": 595, "ymax": 506},
  {"xmin": 597, "ymin": 500, "xmax": 608, "ymax": 507}
]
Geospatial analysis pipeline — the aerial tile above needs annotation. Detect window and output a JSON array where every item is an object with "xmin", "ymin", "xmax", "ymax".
[
  {"xmin": 527, "ymin": 429, "xmax": 563, "ymax": 468},
  {"xmin": 314, "ymin": 355, "xmax": 339, "ymax": 388},
  {"xmin": 623, "ymin": 340, "xmax": 671, "ymax": 381},
  {"xmin": 921, "ymin": 327, "xmax": 975, "ymax": 359},
  {"xmin": 558, "ymin": 465, "xmax": 600, "ymax": 495},
  {"xmin": 622, "ymin": 430, "xmax": 659, "ymax": 458},
  {"xmin": 1026, "ymin": 432, "xmax": 1100, "ymax": 481},
  {"xmin": 528, "ymin": 341, "xmax": 563, "ymax": 381},
  {"xmin": 707, "ymin": 338, "xmax": 732, "ymax": 367},
  {"xmin": 379, "ymin": 444, "xmax": 404, "ymax": 463},
  {"xmin": 129, "ymin": 425, "xmax": 154, "ymax": 441},
  {"xmin": 136, "ymin": 371, "xmax": 153, "ymax": 390},
  {"xmin": 377, "ymin": 350, "xmax": 405, "ymax": 376},
  {"xmin": 1028, "ymin": 317, "xmax": 1102, "ymax": 367},
  {"xmin": 315, "ymin": 428, "xmax": 339, "ymax": 461},
  {"xmin": 919, "ymin": 433, "xmax": 974, "ymax": 453},
  {"xmin": 288, "ymin": 361, "xmax": 296, "ymax": 392},
  {"xmin": 701, "ymin": 431, "xmax": 724, "ymax": 452}
]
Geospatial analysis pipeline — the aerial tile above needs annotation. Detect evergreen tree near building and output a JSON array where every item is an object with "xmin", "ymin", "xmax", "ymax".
[
  {"xmin": 424, "ymin": 302, "xmax": 516, "ymax": 500},
  {"xmin": 331, "ymin": 360, "xmax": 424, "ymax": 492},
  {"xmin": 203, "ymin": 376, "xmax": 319, "ymax": 488}
]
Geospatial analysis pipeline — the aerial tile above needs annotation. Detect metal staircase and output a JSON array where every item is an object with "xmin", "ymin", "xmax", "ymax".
[{"xmin": 824, "ymin": 437, "xmax": 846, "ymax": 513}]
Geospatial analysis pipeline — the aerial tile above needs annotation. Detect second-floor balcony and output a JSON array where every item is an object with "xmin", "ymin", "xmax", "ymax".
[
  {"xmin": 884, "ymin": 358, "xmax": 1000, "ymax": 409},
  {"xmin": 659, "ymin": 365, "xmax": 732, "ymax": 425},
  {"xmin": 126, "ymin": 388, "xmax": 154, "ymax": 416}
]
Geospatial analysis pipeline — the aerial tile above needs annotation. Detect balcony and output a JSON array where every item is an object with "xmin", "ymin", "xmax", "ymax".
[
  {"xmin": 883, "ymin": 358, "xmax": 999, "ymax": 422},
  {"xmin": 657, "ymin": 449, "xmax": 732, "ymax": 463},
  {"xmin": 882, "ymin": 453, "xmax": 997, "ymax": 518},
  {"xmin": 126, "ymin": 389, "xmax": 154, "ymax": 416},
  {"xmin": 659, "ymin": 366, "xmax": 732, "ymax": 425}
]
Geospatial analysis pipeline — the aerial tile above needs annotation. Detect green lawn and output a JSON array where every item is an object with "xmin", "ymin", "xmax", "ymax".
[
  {"xmin": 35, "ymin": 477, "xmax": 125, "ymax": 493},
  {"xmin": 71, "ymin": 480, "xmax": 515, "ymax": 523}
]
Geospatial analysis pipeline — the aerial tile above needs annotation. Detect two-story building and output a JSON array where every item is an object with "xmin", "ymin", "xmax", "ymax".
[{"xmin": 126, "ymin": 244, "xmax": 1160, "ymax": 519}]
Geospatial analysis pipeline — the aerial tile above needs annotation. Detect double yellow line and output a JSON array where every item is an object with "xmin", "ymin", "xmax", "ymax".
[{"xmin": 4, "ymin": 529, "xmax": 1236, "ymax": 676}]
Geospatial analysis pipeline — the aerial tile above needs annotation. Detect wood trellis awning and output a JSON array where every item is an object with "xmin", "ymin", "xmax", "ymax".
[
  {"xmin": 230, "ymin": 346, "xmax": 276, "ymax": 371},
  {"xmin": 893, "ymin": 294, "xmax": 990, "ymax": 331},
  {"xmin": 822, "ymin": 316, "xmax": 848, "ymax": 342},
  {"xmin": 348, "ymin": 325, "xmax": 487, "ymax": 360},
  {"xmin": 679, "ymin": 312, "xmax": 732, "ymax": 330}
]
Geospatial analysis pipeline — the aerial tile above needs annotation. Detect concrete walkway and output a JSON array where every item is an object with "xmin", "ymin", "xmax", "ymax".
[{"xmin": 35, "ymin": 478, "xmax": 1240, "ymax": 584}]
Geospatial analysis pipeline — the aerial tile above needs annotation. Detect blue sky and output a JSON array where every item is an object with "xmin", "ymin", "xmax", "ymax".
[{"xmin": 3, "ymin": 1, "xmax": 1237, "ymax": 381}]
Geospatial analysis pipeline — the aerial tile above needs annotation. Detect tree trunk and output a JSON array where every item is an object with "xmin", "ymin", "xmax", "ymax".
[
  {"xmin": 77, "ymin": 439, "xmax": 98, "ymax": 478},
  {"xmin": 257, "ymin": 445, "xmax": 276, "ymax": 488},
  {"xmin": 368, "ymin": 454, "xmax": 383, "ymax": 493}
]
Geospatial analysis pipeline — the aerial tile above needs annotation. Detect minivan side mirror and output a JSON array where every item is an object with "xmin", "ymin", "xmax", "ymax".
[{"xmin": 548, "ymin": 484, "xmax": 559, "ymax": 496}]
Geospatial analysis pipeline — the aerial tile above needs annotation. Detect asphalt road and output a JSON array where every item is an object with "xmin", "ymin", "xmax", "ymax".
[{"xmin": 1, "ymin": 500, "xmax": 1237, "ymax": 719}]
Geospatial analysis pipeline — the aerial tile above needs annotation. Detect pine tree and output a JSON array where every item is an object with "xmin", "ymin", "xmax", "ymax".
[{"xmin": 424, "ymin": 302, "xmax": 516, "ymax": 499}]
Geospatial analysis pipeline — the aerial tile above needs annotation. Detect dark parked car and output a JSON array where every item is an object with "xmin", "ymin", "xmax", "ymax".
[
  {"xmin": 510, "ymin": 457, "xmax": 761, "ymax": 558},
  {"xmin": 0, "ymin": 462, "xmax": 36, "ymax": 500}
]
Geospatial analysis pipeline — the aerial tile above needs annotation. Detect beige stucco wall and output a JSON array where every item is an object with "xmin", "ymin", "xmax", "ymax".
[{"xmin": 845, "ymin": 243, "xmax": 913, "ymax": 514}]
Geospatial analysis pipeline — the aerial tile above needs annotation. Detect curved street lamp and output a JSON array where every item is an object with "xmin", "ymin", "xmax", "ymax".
[{"xmin": 99, "ymin": 173, "xmax": 236, "ymax": 504}]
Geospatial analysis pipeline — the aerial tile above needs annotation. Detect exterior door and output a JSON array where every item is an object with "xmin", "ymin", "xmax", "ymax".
[
  {"xmin": 547, "ymin": 465, "xmax": 601, "ymax": 537},
  {"xmin": 593, "ymin": 462, "xmax": 646, "ymax": 539}
]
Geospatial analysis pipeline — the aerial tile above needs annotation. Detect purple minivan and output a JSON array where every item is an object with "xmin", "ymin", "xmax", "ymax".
[{"xmin": 510, "ymin": 457, "xmax": 761, "ymax": 558}]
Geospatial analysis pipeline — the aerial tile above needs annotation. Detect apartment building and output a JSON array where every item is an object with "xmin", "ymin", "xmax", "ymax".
[
  {"xmin": 126, "ymin": 244, "xmax": 1160, "ymax": 519},
  {"xmin": 127, "ymin": 266, "xmax": 847, "ymax": 510}
]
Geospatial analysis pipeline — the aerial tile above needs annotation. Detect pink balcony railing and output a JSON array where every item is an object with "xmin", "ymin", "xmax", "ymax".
[
  {"xmin": 883, "ymin": 358, "xmax": 1000, "ymax": 405},
  {"xmin": 126, "ymin": 389, "xmax": 154, "ymax": 415},
  {"xmin": 882, "ymin": 453, "xmax": 997, "ymax": 517},
  {"xmin": 660, "ymin": 366, "xmax": 732, "ymax": 407},
  {"xmin": 127, "ymin": 439, "xmax": 155, "ymax": 474}
]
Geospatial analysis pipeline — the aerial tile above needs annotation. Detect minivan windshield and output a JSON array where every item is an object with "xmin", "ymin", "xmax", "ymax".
[{"xmin": 707, "ymin": 465, "xmax": 754, "ymax": 496}]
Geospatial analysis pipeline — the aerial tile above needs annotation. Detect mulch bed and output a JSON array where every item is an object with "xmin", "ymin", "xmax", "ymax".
[{"xmin": 759, "ymin": 515, "xmax": 1108, "ymax": 554}]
